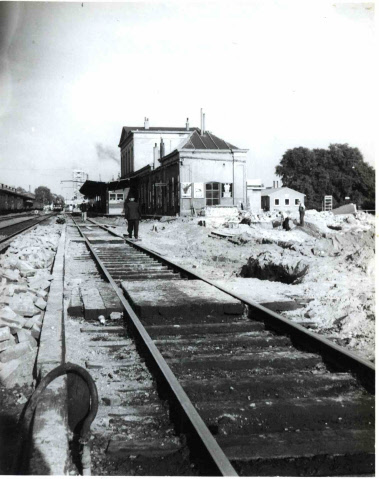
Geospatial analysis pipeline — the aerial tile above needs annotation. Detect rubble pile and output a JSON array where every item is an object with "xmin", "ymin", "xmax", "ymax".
[
  {"xmin": 241, "ymin": 212, "xmax": 375, "ymax": 361},
  {"xmin": 0, "ymin": 225, "xmax": 61, "ymax": 387}
]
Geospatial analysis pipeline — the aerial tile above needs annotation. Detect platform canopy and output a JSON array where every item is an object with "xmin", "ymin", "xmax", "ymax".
[
  {"xmin": 107, "ymin": 178, "xmax": 133, "ymax": 191},
  {"xmin": 79, "ymin": 180, "xmax": 108, "ymax": 198}
]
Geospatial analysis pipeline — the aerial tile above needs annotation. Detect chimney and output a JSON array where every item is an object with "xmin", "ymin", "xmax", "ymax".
[
  {"xmin": 144, "ymin": 117, "xmax": 149, "ymax": 130},
  {"xmin": 153, "ymin": 143, "xmax": 158, "ymax": 168},
  {"xmin": 200, "ymin": 108, "xmax": 203, "ymax": 135},
  {"xmin": 160, "ymin": 138, "xmax": 165, "ymax": 159},
  {"xmin": 273, "ymin": 181, "xmax": 275, "ymax": 187},
  {"xmin": 202, "ymin": 112, "xmax": 205, "ymax": 134},
  {"xmin": 185, "ymin": 118, "xmax": 189, "ymax": 131}
]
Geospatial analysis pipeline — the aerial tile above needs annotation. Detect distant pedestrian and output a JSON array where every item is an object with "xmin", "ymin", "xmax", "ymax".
[
  {"xmin": 124, "ymin": 196, "xmax": 141, "ymax": 240},
  {"xmin": 299, "ymin": 203, "xmax": 306, "ymax": 226},
  {"xmin": 80, "ymin": 201, "xmax": 87, "ymax": 222},
  {"xmin": 283, "ymin": 216, "xmax": 291, "ymax": 231}
]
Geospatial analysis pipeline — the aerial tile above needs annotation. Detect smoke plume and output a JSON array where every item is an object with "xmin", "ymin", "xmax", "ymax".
[{"xmin": 95, "ymin": 143, "xmax": 120, "ymax": 164}]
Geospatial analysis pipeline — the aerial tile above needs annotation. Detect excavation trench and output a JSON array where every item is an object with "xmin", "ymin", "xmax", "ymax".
[{"xmin": 240, "ymin": 252, "xmax": 309, "ymax": 285}]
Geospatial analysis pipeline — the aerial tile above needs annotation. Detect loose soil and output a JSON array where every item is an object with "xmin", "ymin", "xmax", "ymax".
[{"xmin": 98, "ymin": 210, "xmax": 375, "ymax": 363}]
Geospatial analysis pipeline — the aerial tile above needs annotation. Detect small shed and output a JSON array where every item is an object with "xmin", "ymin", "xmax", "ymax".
[{"xmin": 261, "ymin": 187, "xmax": 305, "ymax": 213}]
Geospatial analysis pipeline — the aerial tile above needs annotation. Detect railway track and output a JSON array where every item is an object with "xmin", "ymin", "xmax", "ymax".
[
  {"xmin": 66, "ymin": 216, "xmax": 375, "ymax": 476},
  {"xmin": 0, "ymin": 212, "xmax": 34, "ymax": 223},
  {"xmin": 0, "ymin": 214, "xmax": 56, "ymax": 252}
]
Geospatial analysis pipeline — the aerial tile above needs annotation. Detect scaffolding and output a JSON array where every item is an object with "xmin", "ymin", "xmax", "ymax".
[{"xmin": 323, "ymin": 195, "xmax": 333, "ymax": 211}]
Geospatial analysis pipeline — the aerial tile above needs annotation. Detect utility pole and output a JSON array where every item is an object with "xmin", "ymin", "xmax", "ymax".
[{"xmin": 229, "ymin": 148, "xmax": 235, "ymax": 205}]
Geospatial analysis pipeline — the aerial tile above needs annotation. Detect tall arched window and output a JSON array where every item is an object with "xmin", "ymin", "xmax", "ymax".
[{"xmin": 206, "ymin": 182, "xmax": 220, "ymax": 206}]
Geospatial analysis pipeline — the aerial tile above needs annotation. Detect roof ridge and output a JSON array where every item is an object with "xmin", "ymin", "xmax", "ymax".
[
  {"xmin": 206, "ymin": 131, "xmax": 220, "ymax": 149},
  {"xmin": 195, "ymin": 130, "xmax": 208, "ymax": 148}
]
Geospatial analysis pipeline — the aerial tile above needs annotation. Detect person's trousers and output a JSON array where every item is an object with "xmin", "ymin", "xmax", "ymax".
[
  {"xmin": 82, "ymin": 212, "xmax": 87, "ymax": 221},
  {"xmin": 127, "ymin": 219, "xmax": 139, "ymax": 238},
  {"xmin": 300, "ymin": 212, "xmax": 305, "ymax": 226}
]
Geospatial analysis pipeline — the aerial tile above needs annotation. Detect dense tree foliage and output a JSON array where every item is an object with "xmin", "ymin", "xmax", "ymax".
[
  {"xmin": 34, "ymin": 186, "xmax": 53, "ymax": 205},
  {"xmin": 51, "ymin": 193, "xmax": 65, "ymax": 205},
  {"xmin": 275, "ymin": 144, "xmax": 375, "ymax": 210}
]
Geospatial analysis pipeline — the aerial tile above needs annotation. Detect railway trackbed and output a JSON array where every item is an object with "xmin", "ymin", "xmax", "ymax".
[
  {"xmin": 63, "ymin": 216, "xmax": 374, "ymax": 476},
  {"xmin": 0, "ymin": 214, "xmax": 56, "ymax": 252}
]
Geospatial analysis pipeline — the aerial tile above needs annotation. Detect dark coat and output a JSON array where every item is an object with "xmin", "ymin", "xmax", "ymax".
[
  {"xmin": 124, "ymin": 200, "xmax": 141, "ymax": 220},
  {"xmin": 283, "ymin": 217, "xmax": 291, "ymax": 231},
  {"xmin": 80, "ymin": 202, "xmax": 87, "ymax": 212}
]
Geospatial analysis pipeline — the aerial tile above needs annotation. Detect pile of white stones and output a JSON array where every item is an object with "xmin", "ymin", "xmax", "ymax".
[{"xmin": 0, "ymin": 225, "xmax": 61, "ymax": 387}]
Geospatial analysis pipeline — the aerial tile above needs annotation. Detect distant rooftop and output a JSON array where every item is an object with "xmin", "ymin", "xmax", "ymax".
[
  {"xmin": 122, "ymin": 126, "xmax": 197, "ymax": 133},
  {"xmin": 261, "ymin": 186, "xmax": 305, "ymax": 196},
  {"xmin": 118, "ymin": 125, "xmax": 197, "ymax": 147},
  {"xmin": 181, "ymin": 129, "xmax": 239, "ymax": 150}
]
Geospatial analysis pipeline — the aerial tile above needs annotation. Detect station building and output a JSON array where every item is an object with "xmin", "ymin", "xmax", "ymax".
[
  {"xmin": 81, "ymin": 118, "xmax": 249, "ymax": 216},
  {"xmin": 0, "ymin": 183, "xmax": 36, "ymax": 214},
  {"xmin": 261, "ymin": 187, "xmax": 305, "ymax": 213}
]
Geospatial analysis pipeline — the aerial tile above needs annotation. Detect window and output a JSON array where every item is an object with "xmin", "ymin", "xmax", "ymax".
[
  {"xmin": 206, "ymin": 182, "xmax": 220, "ymax": 206},
  {"xmin": 295, "ymin": 199, "xmax": 300, "ymax": 205},
  {"xmin": 285, "ymin": 199, "xmax": 290, "ymax": 205},
  {"xmin": 222, "ymin": 183, "xmax": 233, "ymax": 198},
  {"xmin": 117, "ymin": 193, "xmax": 124, "ymax": 201},
  {"xmin": 109, "ymin": 193, "xmax": 116, "ymax": 201},
  {"xmin": 274, "ymin": 198, "xmax": 280, "ymax": 206}
]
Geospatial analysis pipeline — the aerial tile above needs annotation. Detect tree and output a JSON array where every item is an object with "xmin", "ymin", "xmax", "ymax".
[
  {"xmin": 34, "ymin": 186, "xmax": 53, "ymax": 205},
  {"xmin": 275, "ymin": 144, "xmax": 375, "ymax": 210},
  {"xmin": 56, "ymin": 195, "xmax": 65, "ymax": 205}
]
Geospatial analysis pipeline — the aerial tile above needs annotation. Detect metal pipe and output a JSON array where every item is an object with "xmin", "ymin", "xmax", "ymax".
[{"xmin": 18, "ymin": 362, "xmax": 98, "ymax": 475}]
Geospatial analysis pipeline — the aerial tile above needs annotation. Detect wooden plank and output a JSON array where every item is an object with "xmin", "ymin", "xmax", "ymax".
[
  {"xmin": 219, "ymin": 429, "xmax": 374, "ymax": 476},
  {"xmin": 85, "ymin": 360, "xmax": 135, "ymax": 369},
  {"xmin": 106, "ymin": 437, "xmax": 182, "ymax": 457},
  {"xmin": 80, "ymin": 326, "xmax": 125, "ymax": 333},
  {"xmin": 88, "ymin": 340, "xmax": 131, "ymax": 348},
  {"xmin": 81, "ymin": 287, "xmax": 107, "ymax": 320}
]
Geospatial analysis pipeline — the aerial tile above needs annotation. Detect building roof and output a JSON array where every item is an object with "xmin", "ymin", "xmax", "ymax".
[
  {"xmin": 261, "ymin": 186, "xmax": 305, "ymax": 196},
  {"xmin": 0, "ymin": 184, "xmax": 36, "ymax": 199},
  {"xmin": 118, "ymin": 126, "xmax": 198, "ymax": 147},
  {"xmin": 180, "ymin": 129, "xmax": 238, "ymax": 150},
  {"xmin": 79, "ymin": 180, "xmax": 108, "ymax": 197}
]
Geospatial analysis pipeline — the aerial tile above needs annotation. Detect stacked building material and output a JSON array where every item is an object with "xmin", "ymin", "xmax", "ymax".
[{"xmin": 0, "ymin": 225, "xmax": 61, "ymax": 387}]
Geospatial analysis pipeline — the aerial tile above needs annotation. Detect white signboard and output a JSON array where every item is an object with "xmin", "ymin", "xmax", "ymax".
[
  {"xmin": 181, "ymin": 182, "xmax": 192, "ymax": 198},
  {"xmin": 193, "ymin": 183, "xmax": 204, "ymax": 198},
  {"xmin": 223, "ymin": 183, "xmax": 232, "ymax": 198}
]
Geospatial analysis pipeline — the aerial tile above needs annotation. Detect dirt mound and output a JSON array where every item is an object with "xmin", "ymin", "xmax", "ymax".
[
  {"xmin": 240, "ymin": 251, "xmax": 310, "ymax": 284},
  {"xmin": 97, "ymin": 209, "xmax": 375, "ymax": 361}
]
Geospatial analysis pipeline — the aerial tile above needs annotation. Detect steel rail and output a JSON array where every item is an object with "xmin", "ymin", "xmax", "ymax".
[
  {"xmin": 0, "ymin": 214, "xmax": 57, "ymax": 252},
  {"xmin": 0, "ymin": 214, "xmax": 39, "ymax": 229},
  {"xmin": 72, "ymin": 218, "xmax": 238, "ymax": 477},
  {"xmin": 88, "ymin": 218, "xmax": 375, "ymax": 391},
  {"xmin": 0, "ymin": 212, "xmax": 34, "ymax": 223}
]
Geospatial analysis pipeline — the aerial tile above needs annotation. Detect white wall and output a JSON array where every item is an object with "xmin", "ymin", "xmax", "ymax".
[
  {"xmin": 247, "ymin": 189, "xmax": 262, "ymax": 213},
  {"xmin": 132, "ymin": 132, "xmax": 192, "ymax": 172},
  {"xmin": 263, "ymin": 188, "xmax": 305, "ymax": 213}
]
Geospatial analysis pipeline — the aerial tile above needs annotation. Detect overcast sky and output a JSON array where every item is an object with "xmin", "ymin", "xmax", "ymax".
[{"xmin": 0, "ymin": 1, "xmax": 375, "ymax": 199}]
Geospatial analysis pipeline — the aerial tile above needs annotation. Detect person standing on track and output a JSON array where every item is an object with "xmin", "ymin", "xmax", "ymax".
[
  {"xmin": 80, "ymin": 200, "xmax": 87, "ymax": 222},
  {"xmin": 124, "ymin": 196, "xmax": 141, "ymax": 240}
]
